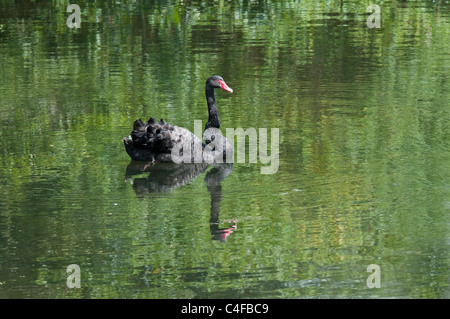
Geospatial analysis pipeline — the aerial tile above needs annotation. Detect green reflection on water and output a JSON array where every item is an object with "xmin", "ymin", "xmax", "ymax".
[{"xmin": 0, "ymin": 0, "xmax": 449, "ymax": 298}]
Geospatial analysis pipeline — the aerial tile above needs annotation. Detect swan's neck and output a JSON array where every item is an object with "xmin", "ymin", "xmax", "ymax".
[{"xmin": 205, "ymin": 86, "xmax": 220, "ymax": 130}]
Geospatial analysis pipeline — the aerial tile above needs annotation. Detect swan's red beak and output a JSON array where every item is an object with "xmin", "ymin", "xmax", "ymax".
[{"xmin": 218, "ymin": 80, "xmax": 233, "ymax": 93}]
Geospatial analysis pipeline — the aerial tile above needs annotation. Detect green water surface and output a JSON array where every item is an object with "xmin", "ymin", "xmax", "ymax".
[{"xmin": 0, "ymin": 0, "xmax": 449, "ymax": 298}]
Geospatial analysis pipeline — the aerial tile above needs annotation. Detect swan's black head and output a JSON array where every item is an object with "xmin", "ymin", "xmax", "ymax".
[{"xmin": 206, "ymin": 75, "xmax": 233, "ymax": 93}]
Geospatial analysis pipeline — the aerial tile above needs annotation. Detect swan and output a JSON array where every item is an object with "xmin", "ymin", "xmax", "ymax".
[{"xmin": 123, "ymin": 75, "xmax": 233, "ymax": 163}]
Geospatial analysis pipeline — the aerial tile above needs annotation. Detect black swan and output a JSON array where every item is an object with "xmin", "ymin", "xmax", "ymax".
[{"xmin": 123, "ymin": 75, "xmax": 233, "ymax": 163}]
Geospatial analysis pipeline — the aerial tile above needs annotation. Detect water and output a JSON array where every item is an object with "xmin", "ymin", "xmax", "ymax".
[{"xmin": 0, "ymin": 0, "xmax": 449, "ymax": 299}]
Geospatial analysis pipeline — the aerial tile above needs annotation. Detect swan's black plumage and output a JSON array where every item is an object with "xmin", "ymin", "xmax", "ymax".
[{"xmin": 124, "ymin": 75, "xmax": 233, "ymax": 162}]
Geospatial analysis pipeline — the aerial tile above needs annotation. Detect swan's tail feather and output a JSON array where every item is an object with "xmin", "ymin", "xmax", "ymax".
[
  {"xmin": 133, "ymin": 119, "xmax": 145, "ymax": 130},
  {"xmin": 147, "ymin": 117, "xmax": 157, "ymax": 125},
  {"xmin": 131, "ymin": 119, "xmax": 149, "ymax": 146},
  {"xmin": 129, "ymin": 117, "xmax": 178, "ymax": 154},
  {"xmin": 127, "ymin": 117, "xmax": 212, "ymax": 162}
]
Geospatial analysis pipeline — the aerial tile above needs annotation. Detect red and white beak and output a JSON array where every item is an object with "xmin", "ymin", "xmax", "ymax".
[{"xmin": 218, "ymin": 80, "xmax": 233, "ymax": 93}]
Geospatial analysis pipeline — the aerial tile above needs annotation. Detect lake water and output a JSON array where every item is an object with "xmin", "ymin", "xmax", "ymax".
[{"xmin": 0, "ymin": 0, "xmax": 449, "ymax": 298}]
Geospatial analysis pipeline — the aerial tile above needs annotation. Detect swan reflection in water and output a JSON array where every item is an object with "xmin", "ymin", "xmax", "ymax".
[{"xmin": 125, "ymin": 161, "xmax": 236, "ymax": 242}]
